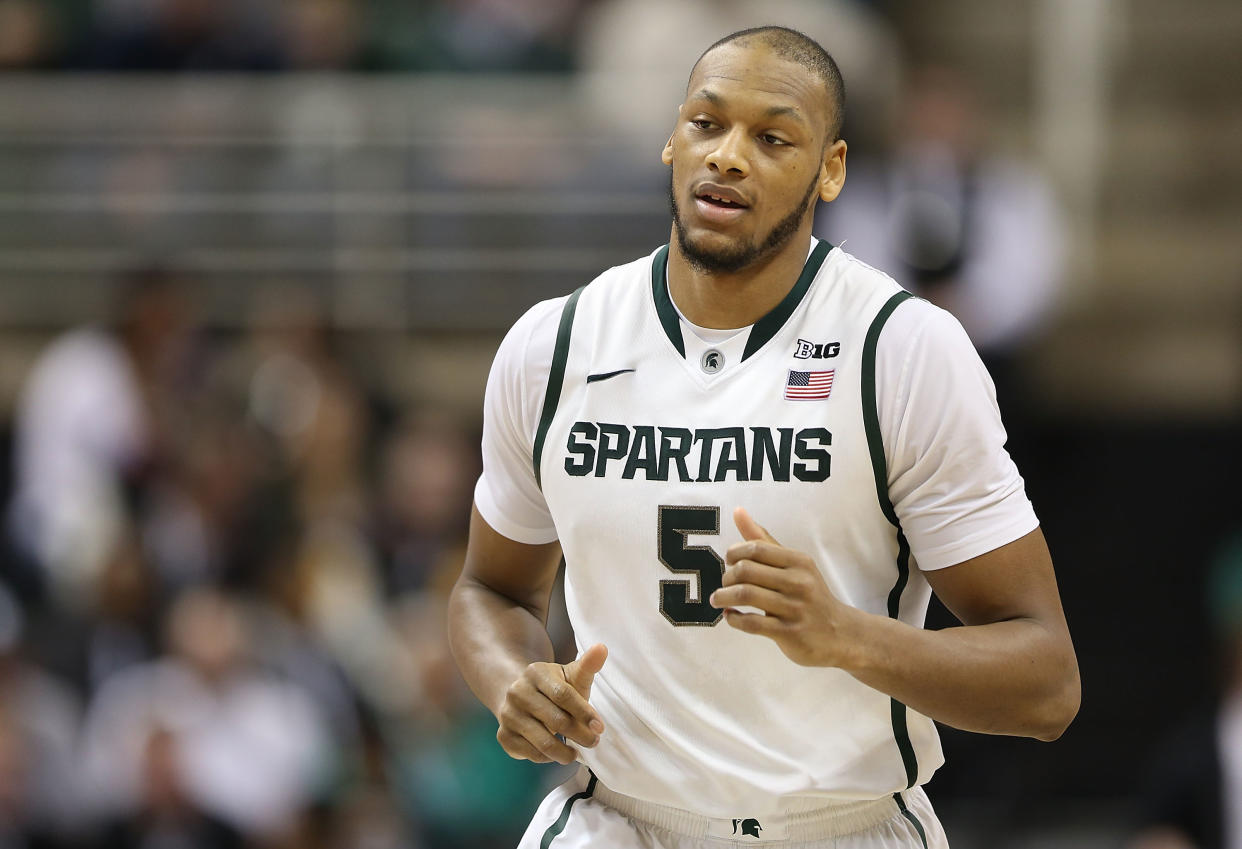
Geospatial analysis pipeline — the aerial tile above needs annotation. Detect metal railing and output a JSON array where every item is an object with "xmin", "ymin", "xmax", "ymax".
[{"xmin": 0, "ymin": 74, "xmax": 672, "ymax": 329}]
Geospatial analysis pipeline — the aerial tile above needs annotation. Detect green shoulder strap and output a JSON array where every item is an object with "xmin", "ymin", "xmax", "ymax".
[{"xmin": 532, "ymin": 286, "xmax": 585, "ymax": 490}]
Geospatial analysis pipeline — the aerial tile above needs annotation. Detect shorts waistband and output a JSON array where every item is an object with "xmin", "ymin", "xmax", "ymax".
[{"xmin": 575, "ymin": 769, "xmax": 910, "ymax": 844}]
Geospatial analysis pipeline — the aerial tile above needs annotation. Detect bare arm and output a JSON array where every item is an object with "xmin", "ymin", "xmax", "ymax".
[
  {"xmin": 713, "ymin": 509, "xmax": 1080, "ymax": 741},
  {"xmin": 447, "ymin": 505, "xmax": 606, "ymax": 764}
]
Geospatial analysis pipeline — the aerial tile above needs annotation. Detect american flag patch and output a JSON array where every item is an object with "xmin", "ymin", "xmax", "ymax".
[{"xmin": 785, "ymin": 369, "xmax": 834, "ymax": 400}]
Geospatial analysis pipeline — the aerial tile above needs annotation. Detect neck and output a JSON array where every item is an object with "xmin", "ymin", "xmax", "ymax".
[{"xmin": 665, "ymin": 225, "xmax": 815, "ymax": 329}]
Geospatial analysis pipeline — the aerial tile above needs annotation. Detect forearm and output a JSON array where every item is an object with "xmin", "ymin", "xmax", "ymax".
[
  {"xmin": 841, "ymin": 610, "xmax": 1080, "ymax": 740},
  {"xmin": 447, "ymin": 577, "xmax": 557, "ymax": 717}
]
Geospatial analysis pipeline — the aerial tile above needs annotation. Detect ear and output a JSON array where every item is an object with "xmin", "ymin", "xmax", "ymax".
[
  {"xmin": 817, "ymin": 139, "xmax": 848, "ymax": 203},
  {"xmin": 661, "ymin": 105, "xmax": 682, "ymax": 166}
]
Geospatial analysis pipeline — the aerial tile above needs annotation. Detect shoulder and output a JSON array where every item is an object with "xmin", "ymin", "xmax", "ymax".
[
  {"xmin": 822, "ymin": 245, "xmax": 972, "ymax": 356},
  {"xmin": 880, "ymin": 292, "xmax": 971, "ymax": 353},
  {"xmin": 498, "ymin": 296, "xmax": 568, "ymax": 363},
  {"xmin": 816, "ymin": 245, "xmax": 907, "ymax": 319},
  {"xmin": 815, "ymin": 246, "xmax": 962, "ymax": 356},
  {"xmin": 872, "ymin": 293, "xmax": 989, "ymax": 421}
]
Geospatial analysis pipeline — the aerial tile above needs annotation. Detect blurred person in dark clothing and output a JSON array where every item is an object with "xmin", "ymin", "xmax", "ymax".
[
  {"xmin": 29, "ymin": 522, "xmax": 162, "ymax": 700},
  {"xmin": 373, "ymin": 414, "xmax": 477, "ymax": 597},
  {"xmin": 1128, "ymin": 532, "xmax": 1242, "ymax": 849},
  {"xmin": 96, "ymin": 727, "xmax": 245, "ymax": 849},
  {"xmin": 210, "ymin": 285, "xmax": 372, "ymax": 529},
  {"xmin": 203, "ymin": 286, "xmax": 416, "ymax": 720},
  {"xmin": 816, "ymin": 65, "xmax": 1065, "ymax": 459},
  {"xmin": 0, "ymin": 584, "xmax": 85, "ymax": 849}
]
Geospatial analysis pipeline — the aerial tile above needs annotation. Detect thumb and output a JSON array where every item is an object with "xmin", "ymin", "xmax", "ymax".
[
  {"xmin": 734, "ymin": 507, "xmax": 778, "ymax": 544},
  {"xmin": 565, "ymin": 643, "xmax": 608, "ymax": 695}
]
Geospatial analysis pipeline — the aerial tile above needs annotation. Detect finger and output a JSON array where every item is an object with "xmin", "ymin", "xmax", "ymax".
[
  {"xmin": 505, "ymin": 713, "xmax": 579, "ymax": 765},
  {"xmin": 734, "ymin": 506, "xmax": 778, "ymax": 544},
  {"xmin": 497, "ymin": 728, "xmax": 552, "ymax": 763},
  {"xmin": 723, "ymin": 608, "xmax": 783, "ymax": 637},
  {"xmin": 527, "ymin": 678, "xmax": 602, "ymax": 747},
  {"xmin": 564, "ymin": 643, "xmax": 608, "ymax": 703},
  {"xmin": 709, "ymin": 584, "xmax": 794, "ymax": 618},
  {"xmin": 721, "ymin": 559, "xmax": 798, "ymax": 591},
  {"xmin": 725, "ymin": 539, "xmax": 806, "ymax": 568}
]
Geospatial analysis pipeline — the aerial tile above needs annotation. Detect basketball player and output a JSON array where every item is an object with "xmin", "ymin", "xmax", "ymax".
[{"xmin": 448, "ymin": 26, "xmax": 1080, "ymax": 848}]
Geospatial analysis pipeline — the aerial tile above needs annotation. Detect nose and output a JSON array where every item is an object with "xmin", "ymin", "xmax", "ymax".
[{"xmin": 705, "ymin": 128, "xmax": 749, "ymax": 176}]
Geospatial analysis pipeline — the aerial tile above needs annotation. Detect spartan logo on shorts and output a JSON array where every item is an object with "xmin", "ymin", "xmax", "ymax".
[{"xmin": 732, "ymin": 818, "xmax": 762, "ymax": 838}]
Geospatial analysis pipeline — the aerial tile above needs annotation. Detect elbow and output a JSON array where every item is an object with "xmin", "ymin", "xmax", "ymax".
[{"xmin": 1031, "ymin": 665, "xmax": 1081, "ymax": 742}]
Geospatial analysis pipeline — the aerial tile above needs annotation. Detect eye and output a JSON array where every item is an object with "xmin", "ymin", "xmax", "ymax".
[
  {"xmin": 760, "ymin": 134, "xmax": 789, "ymax": 146},
  {"xmin": 690, "ymin": 119, "xmax": 716, "ymax": 131}
]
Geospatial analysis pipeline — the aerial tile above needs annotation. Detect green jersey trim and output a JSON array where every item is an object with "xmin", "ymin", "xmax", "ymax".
[
  {"xmin": 742, "ymin": 239, "xmax": 833, "ymax": 361},
  {"xmin": 650, "ymin": 240, "xmax": 834, "ymax": 362},
  {"xmin": 863, "ymin": 290, "xmax": 915, "ymax": 526},
  {"xmin": 539, "ymin": 772, "xmax": 598, "ymax": 848},
  {"xmin": 650, "ymin": 245, "xmax": 684, "ymax": 357},
  {"xmin": 534, "ymin": 286, "xmax": 585, "ymax": 491},
  {"xmin": 862, "ymin": 289, "xmax": 919, "ymax": 788}
]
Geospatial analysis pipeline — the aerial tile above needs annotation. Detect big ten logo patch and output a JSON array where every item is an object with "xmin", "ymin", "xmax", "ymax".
[{"xmin": 793, "ymin": 339, "xmax": 840, "ymax": 359}]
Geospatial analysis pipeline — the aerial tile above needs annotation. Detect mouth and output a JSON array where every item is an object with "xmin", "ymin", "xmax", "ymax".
[
  {"xmin": 692, "ymin": 184, "xmax": 750, "ymax": 225},
  {"xmin": 694, "ymin": 184, "xmax": 750, "ymax": 209}
]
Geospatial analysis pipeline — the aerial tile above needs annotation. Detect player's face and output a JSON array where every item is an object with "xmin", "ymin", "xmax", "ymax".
[{"xmin": 662, "ymin": 42, "xmax": 846, "ymax": 274}]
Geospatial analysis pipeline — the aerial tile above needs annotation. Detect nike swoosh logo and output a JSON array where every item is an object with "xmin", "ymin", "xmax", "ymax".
[{"xmin": 586, "ymin": 368, "xmax": 636, "ymax": 384}]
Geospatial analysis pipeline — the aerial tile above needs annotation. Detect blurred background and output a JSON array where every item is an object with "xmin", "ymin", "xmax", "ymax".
[{"xmin": 0, "ymin": 0, "xmax": 1238, "ymax": 847}]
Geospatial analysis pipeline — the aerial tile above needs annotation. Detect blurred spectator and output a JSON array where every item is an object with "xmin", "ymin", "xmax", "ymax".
[
  {"xmin": 248, "ymin": 543, "xmax": 364, "ymax": 750},
  {"xmin": 816, "ymin": 65, "xmax": 1066, "ymax": 452},
  {"xmin": 206, "ymin": 286, "xmax": 424, "ymax": 721},
  {"xmin": 61, "ymin": 521, "xmax": 161, "ymax": 696},
  {"xmin": 80, "ymin": 587, "xmax": 335, "ymax": 844},
  {"xmin": 387, "ymin": 593, "xmax": 555, "ymax": 849},
  {"xmin": 0, "ymin": 585, "xmax": 84, "ymax": 848},
  {"xmin": 283, "ymin": 0, "xmax": 361, "ymax": 70},
  {"xmin": 1127, "ymin": 532, "xmax": 1242, "ymax": 849},
  {"xmin": 6, "ymin": 267, "xmax": 194, "ymax": 610},
  {"xmin": 0, "ymin": 0, "xmax": 58, "ymax": 69},
  {"xmin": 373, "ymin": 412, "xmax": 477, "ymax": 597},
  {"xmin": 95, "ymin": 727, "xmax": 246, "ymax": 849},
  {"xmin": 216, "ymin": 284, "xmax": 370, "ymax": 527}
]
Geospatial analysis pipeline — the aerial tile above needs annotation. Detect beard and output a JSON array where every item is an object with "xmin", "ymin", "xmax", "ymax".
[{"xmin": 669, "ymin": 170, "xmax": 820, "ymax": 275}]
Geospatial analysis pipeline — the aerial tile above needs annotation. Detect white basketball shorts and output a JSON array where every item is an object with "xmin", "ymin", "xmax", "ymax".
[{"xmin": 518, "ymin": 768, "xmax": 949, "ymax": 849}]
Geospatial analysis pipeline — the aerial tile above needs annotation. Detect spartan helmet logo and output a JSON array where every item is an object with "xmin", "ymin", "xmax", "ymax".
[
  {"xmin": 732, "ymin": 818, "xmax": 762, "ymax": 838},
  {"xmin": 701, "ymin": 348, "xmax": 724, "ymax": 374}
]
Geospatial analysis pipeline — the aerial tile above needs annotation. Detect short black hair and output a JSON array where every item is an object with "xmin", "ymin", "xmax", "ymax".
[{"xmin": 691, "ymin": 26, "xmax": 846, "ymax": 142}]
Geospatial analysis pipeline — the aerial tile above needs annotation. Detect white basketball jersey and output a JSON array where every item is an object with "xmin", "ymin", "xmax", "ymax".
[{"xmin": 533, "ymin": 241, "xmax": 943, "ymax": 817}]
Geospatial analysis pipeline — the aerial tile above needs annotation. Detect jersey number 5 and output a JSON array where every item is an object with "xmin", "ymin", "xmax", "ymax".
[{"xmin": 657, "ymin": 505, "xmax": 724, "ymax": 627}]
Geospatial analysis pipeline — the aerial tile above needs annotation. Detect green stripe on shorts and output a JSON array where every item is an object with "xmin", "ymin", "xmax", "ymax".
[
  {"xmin": 540, "ymin": 772, "xmax": 598, "ymax": 848},
  {"xmin": 893, "ymin": 792, "xmax": 929, "ymax": 849}
]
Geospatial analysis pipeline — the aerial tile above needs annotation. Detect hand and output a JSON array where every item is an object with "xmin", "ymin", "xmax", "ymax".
[
  {"xmin": 710, "ymin": 507, "xmax": 860, "ymax": 668},
  {"xmin": 495, "ymin": 643, "xmax": 608, "ymax": 765}
]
